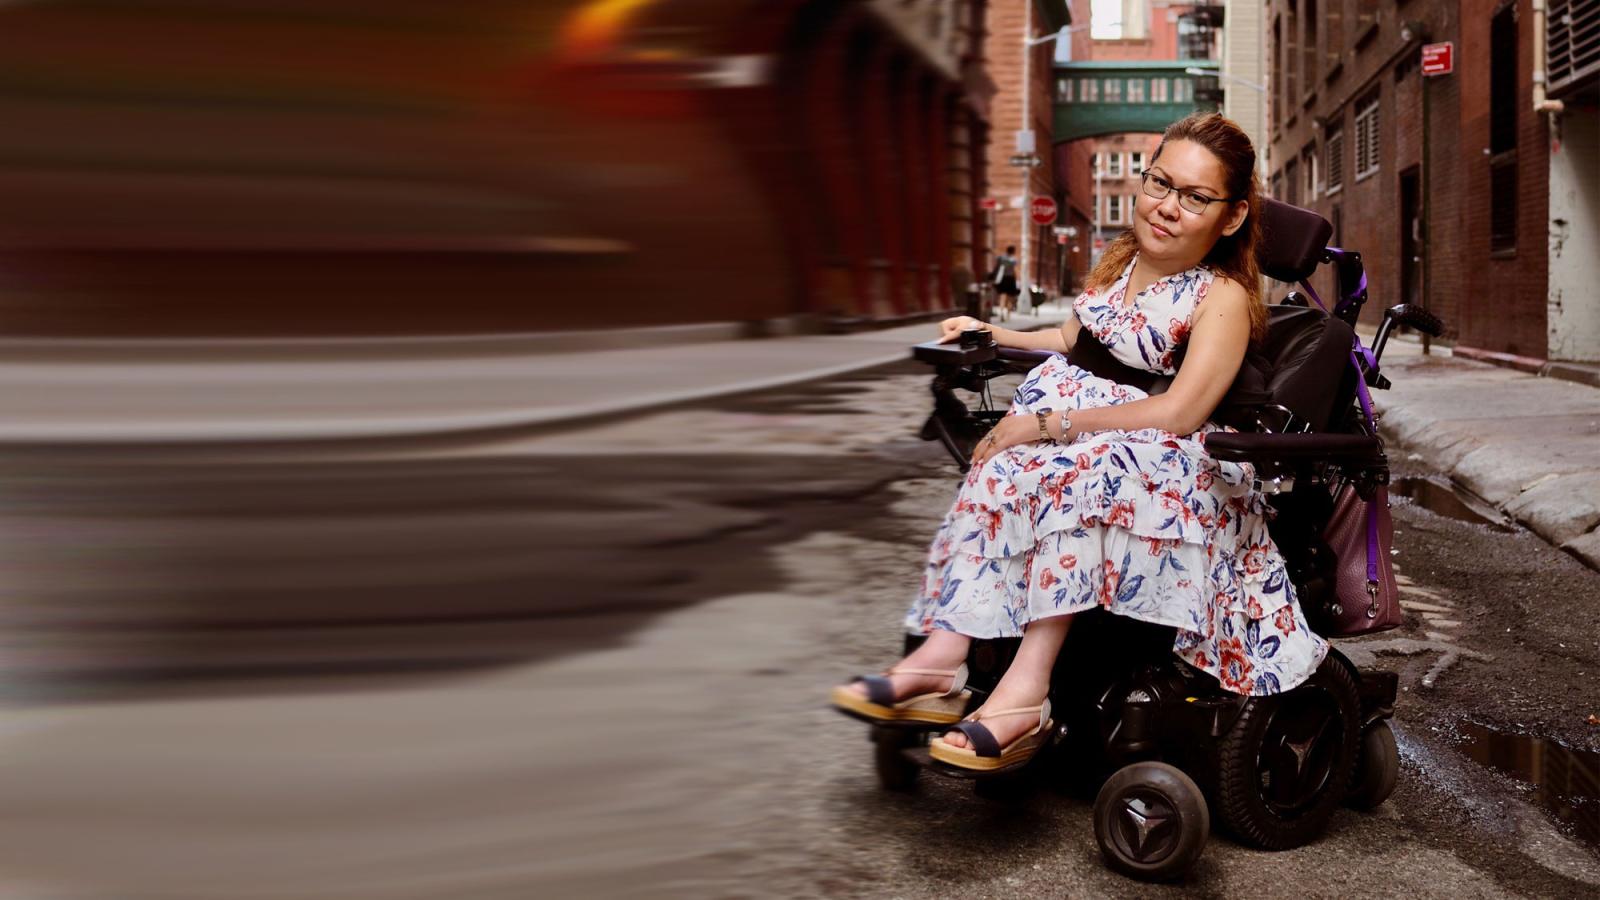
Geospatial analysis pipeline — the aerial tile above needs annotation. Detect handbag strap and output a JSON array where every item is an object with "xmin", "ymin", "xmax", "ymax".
[{"xmin": 1303, "ymin": 282, "xmax": 1383, "ymax": 589}]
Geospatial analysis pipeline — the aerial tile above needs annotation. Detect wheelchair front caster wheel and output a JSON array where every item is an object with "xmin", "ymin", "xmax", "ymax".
[
  {"xmin": 872, "ymin": 728, "xmax": 920, "ymax": 792},
  {"xmin": 1346, "ymin": 720, "xmax": 1399, "ymax": 810},
  {"xmin": 1093, "ymin": 762, "xmax": 1209, "ymax": 882}
]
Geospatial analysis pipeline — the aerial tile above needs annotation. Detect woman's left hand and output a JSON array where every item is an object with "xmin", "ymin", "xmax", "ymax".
[{"xmin": 971, "ymin": 414, "xmax": 1043, "ymax": 468}]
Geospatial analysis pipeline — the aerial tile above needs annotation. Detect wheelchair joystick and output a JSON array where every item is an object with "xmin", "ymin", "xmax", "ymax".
[{"xmin": 959, "ymin": 327, "xmax": 996, "ymax": 350}]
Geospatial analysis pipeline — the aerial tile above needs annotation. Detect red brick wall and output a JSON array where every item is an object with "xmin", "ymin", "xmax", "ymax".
[
  {"xmin": 1455, "ymin": 0, "xmax": 1550, "ymax": 356},
  {"xmin": 984, "ymin": 0, "xmax": 1065, "ymax": 293},
  {"xmin": 1264, "ymin": 0, "xmax": 1550, "ymax": 359}
]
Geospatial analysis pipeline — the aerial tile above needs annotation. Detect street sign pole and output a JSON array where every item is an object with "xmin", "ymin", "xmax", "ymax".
[
  {"xmin": 1418, "ymin": 42, "xmax": 1453, "ymax": 354},
  {"xmin": 1018, "ymin": 0, "xmax": 1035, "ymax": 304}
]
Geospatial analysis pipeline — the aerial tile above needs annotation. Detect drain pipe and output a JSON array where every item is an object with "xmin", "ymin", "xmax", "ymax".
[{"xmin": 1532, "ymin": 0, "xmax": 1566, "ymax": 115}]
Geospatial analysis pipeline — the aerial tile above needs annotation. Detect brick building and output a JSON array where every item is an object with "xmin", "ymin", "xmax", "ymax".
[
  {"xmin": 1265, "ymin": 0, "xmax": 1600, "ymax": 362},
  {"xmin": 0, "ymin": 0, "xmax": 1003, "ymax": 336},
  {"xmin": 984, "ymin": 1, "xmax": 1073, "ymax": 302},
  {"xmin": 1063, "ymin": 1, "xmax": 1222, "ymax": 266},
  {"xmin": 1090, "ymin": 134, "xmax": 1164, "ymax": 255}
]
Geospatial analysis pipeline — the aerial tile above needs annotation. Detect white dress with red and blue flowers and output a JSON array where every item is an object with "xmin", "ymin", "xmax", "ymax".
[{"xmin": 906, "ymin": 255, "xmax": 1328, "ymax": 696}]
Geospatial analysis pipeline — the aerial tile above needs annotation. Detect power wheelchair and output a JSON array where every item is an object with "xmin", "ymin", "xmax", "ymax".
[{"xmin": 864, "ymin": 199, "xmax": 1444, "ymax": 881}]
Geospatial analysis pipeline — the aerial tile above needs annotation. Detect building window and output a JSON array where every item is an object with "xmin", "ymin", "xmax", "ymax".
[
  {"xmin": 1103, "ymin": 79, "xmax": 1123, "ymax": 103},
  {"xmin": 1130, "ymin": 151, "xmax": 1144, "ymax": 173},
  {"xmin": 1151, "ymin": 78, "xmax": 1168, "ymax": 102},
  {"xmin": 1357, "ymin": 0, "xmax": 1379, "ymax": 30},
  {"xmin": 1285, "ymin": 158, "xmax": 1300, "ymax": 206},
  {"xmin": 1107, "ymin": 194, "xmax": 1124, "ymax": 224},
  {"xmin": 1081, "ymin": 78, "xmax": 1099, "ymax": 102},
  {"xmin": 1302, "ymin": 147, "xmax": 1318, "ymax": 203},
  {"xmin": 1489, "ymin": 5, "xmax": 1518, "ymax": 252},
  {"xmin": 1107, "ymin": 153, "xmax": 1123, "ymax": 178},
  {"xmin": 1057, "ymin": 77, "xmax": 1074, "ymax": 102},
  {"xmin": 1272, "ymin": 17, "xmax": 1283, "ymax": 127},
  {"xmin": 1128, "ymin": 79, "xmax": 1145, "ymax": 103},
  {"xmin": 1304, "ymin": 0, "xmax": 1320, "ymax": 91},
  {"xmin": 1285, "ymin": 1, "xmax": 1299, "ymax": 107},
  {"xmin": 1271, "ymin": 172, "xmax": 1284, "ymax": 201},
  {"xmin": 1325, "ymin": 123, "xmax": 1345, "ymax": 194},
  {"xmin": 1325, "ymin": 0, "xmax": 1344, "ymax": 70},
  {"xmin": 1353, "ymin": 91, "xmax": 1380, "ymax": 180},
  {"xmin": 1173, "ymin": 78, "xmax": 1192, "ymax": 103}
]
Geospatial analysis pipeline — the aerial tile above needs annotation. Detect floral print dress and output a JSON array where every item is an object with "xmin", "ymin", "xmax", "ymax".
[{"xmin": 905, "ymin": 255, "xmax": 1328, "ymax": 696}]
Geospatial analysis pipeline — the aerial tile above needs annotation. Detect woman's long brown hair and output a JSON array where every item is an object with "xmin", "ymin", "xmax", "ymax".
[{"xmin": 1086, "ymin": 113, "xmax": 1267, "ymax": 341}]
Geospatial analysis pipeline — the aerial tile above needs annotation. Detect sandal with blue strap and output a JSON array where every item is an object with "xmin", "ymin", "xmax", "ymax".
[
  {"xmin": 830, "ymin": 664, "xmax": 971, "ymax": 727},
  {"xmin": 928, "ymin": 699, "xmax": 1053, "ymax": 772}
]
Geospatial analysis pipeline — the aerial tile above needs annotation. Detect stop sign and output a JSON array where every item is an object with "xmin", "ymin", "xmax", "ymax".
[{"xmin": 1029, "ymin": 196, "xmax": 1058, "ymax": 225}]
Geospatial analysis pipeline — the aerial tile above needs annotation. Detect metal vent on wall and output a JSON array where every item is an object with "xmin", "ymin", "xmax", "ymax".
[{"xmin": 1548, "ymin": 0, "xmax": 1600, "ymax": 97}]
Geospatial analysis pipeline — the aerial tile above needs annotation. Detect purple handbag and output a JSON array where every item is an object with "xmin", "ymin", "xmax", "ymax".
[
  {"xmin": 1298, "ymin": 281, "xmax": 1404, "ymax": 637},
  {"xmin": 1320, "ymin": 482, "xmax": 1402, "ymax": 635},
  {"xmin": 1318, "ymin": 335, "xmax": 1402, "ymax": 636}
]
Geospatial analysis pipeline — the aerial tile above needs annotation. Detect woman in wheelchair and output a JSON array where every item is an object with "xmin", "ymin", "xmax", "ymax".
[{"xmin": 832, "ymin": 114, "xmax": 1328, "ymax": 773}]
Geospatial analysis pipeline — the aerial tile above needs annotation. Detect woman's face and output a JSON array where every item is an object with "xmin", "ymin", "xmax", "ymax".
[{"xmin": 1131, "ymin": 138, "xmax": 1250, "ymax": 268}]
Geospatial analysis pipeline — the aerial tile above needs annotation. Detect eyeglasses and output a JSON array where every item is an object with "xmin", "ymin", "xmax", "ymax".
[{"xmin": 1139, "ymin": 170, "xmax": 1235, "ymax": 215}]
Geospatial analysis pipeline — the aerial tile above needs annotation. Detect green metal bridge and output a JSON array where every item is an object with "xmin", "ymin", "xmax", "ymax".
[{"xmin": 1053, "ymin": 60, "xmax": 1221, "ymax": 143}]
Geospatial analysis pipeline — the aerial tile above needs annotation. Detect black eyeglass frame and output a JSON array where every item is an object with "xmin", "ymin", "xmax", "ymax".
[{"xmin": 1138, "ymin": 169, "xmax": 1239, "ymax": 215}]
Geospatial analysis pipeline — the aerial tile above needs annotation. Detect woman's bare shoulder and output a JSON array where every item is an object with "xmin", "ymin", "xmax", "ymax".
[{"xmin": 1198, "ymin": 274, "xmax": 1250, "ymax": 313}]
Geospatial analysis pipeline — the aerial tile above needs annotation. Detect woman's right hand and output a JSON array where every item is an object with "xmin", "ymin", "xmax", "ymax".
[{"xmin": 937, "ymin": 316, "xmax": 988, "ymax": 344}]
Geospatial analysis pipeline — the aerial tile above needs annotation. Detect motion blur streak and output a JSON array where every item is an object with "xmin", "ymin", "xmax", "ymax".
[{"xmin": 0, "ymin": 0, "xmax": 995, "ymax": 896}]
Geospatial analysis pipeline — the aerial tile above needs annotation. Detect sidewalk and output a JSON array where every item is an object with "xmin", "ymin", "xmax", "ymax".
[
  {"xmin": 1371, "ymin": 337, "xmax": 1600, "ymax": 570},
  {"xmin": 0, "ymin": 308, "xmax": 1069, "ymax": 447}
]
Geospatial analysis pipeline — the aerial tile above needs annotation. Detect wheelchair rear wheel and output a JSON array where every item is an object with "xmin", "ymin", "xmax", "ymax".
[{"xmin": 1214, "ymin": 656, "xmax": 1361, "ymax": 850}]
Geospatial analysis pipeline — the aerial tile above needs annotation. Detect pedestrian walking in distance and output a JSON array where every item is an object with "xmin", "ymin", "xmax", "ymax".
[{"xmin": 990, "ymin": 246, "xmax": 1021, "ymax": 322}]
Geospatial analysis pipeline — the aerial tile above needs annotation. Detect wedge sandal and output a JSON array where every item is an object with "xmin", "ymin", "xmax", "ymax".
[
  {"xmin": 830, "ymin": 664, "xmax": 971, "ymax": 726},
  {"xmin": 927, "ymin": 698, "xmax": 1053, "ymax": 773}
]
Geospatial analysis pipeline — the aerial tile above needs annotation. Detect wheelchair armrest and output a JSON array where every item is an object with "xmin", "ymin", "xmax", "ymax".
[
  {"xmin": 997, "ymin": 348, "xmax": 1058, "ymax": 365},
  {"xmin": 911, "ymin": 339, "xmax": 998, "ymax": 366},
  {"xmin": 1204, "ymin": 432, "xmax": 1384, "ymax": 468}
]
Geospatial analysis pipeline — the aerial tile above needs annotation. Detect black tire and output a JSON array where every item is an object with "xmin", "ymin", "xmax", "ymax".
[
  {"xmin": 873, "ymin": 728, "xmax": 920, "ymax": 792},
  {"xmin": 1346, "ymin": 721, "xmax": 1399, "ymax": 810},
  {"xmin": 1214, "ymin": 656, "xmax": 1361, "ymax": 850},
  {"xmin": 1093, "ymin": 762, "xmax": 1210, "ymax": 882}
]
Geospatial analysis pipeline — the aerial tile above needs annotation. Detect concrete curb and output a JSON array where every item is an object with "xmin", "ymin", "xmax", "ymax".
[
  {"xmin": 0, "ymin": 348, "xmax": 908, "ymax": 451},
  {"xmin": 0, "ymin": 321, "xmax": 756, "ymax": 362},
  {"xmin": 1453, "ymin": 345, "xmax": 1600, "ymax": 389},
  {"xmin": 1372, "ymin": 341, "xmax": 1600, "ymax": 573},
  {"xmin": 0, "ymin": 315, "xmax": 1067, "ymax": 452}
]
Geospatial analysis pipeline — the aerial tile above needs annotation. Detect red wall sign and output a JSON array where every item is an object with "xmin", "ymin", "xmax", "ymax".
[
  {"xmin": 978, "ymin": 197, "xmax": 999, "ymax": 210},
  {"xmin": 1421, "ymin": 42, "xmax": 1453, "ymax": 76},
  {"xmin": 1029, "ymin": 196, "xmax": 1058, "ymax": 225}
]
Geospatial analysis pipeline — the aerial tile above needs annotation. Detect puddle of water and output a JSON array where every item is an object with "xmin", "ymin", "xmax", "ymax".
[
  {"xmin": 1454, "ymin": 720, "xmax": 1600, "ymax": 849},
  {"xmin": 1391, "ymin": 477, "xmax": 1514, "ymax": 531}
]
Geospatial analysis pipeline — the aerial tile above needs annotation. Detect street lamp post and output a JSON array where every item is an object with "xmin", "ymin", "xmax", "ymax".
[
  {"xmin": 1184, "ymin": 67, "xmax": 1267, "ymax": 178},
  {"xmin": 1018, "ymin": 21, "xmax": 1092, "ymax": 306}
]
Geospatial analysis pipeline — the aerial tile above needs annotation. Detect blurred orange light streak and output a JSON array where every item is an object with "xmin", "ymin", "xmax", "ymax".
[{"xmin": 558, "ymin": 0, "xmax": 656, "ymax": 60}]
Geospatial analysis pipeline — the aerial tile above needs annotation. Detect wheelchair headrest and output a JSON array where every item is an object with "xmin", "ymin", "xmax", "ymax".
[{"xmin": 1256, "ymin": 198, "xmax": 1333, "ymax": 284}]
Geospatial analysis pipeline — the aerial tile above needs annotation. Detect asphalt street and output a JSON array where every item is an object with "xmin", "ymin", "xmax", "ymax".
[{"xmin": 0, "ymin": 363, "xmax": 1594, "ymax": 898}]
